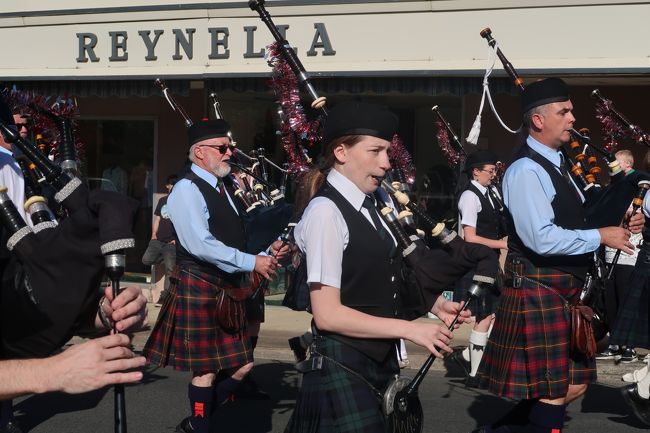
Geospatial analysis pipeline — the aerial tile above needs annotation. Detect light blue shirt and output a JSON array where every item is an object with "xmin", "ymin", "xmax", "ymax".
[
  {"xmin": 502, "ymin": 136, "xmax": 601, "ymax": 256},
  {"xmin": 168, "ymin": 164, "xmax": 256, "ymax": 273}
]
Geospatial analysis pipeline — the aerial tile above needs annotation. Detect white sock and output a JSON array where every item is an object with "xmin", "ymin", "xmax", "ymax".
[
  {"xmin": 638, "ymin": 364, "xmax": 650, "ymax": 399},
  {"xmin": 468, "ymin": 330, "xmax": 489, "ymax": 377},
  {"xmin": 398, "ymin": 339, "xmax": 408, "ymax": 360},
  {"xmin": 462, "ymin": 346, "xmax": 470, "ymax": 362}
]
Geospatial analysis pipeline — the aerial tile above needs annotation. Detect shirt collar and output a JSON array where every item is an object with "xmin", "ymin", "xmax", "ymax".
[
  {"xmin": 527, "ymin": 135, "xmax": 562, "ymax": 168},
  {"xmin": 0, "ymin": 146, "xmax": 13, "ymax": 157},
  {"xmin": 470, "ymin": 179, "xmax": 488, "ymax": 195},
  {"xmin": 191, "ymin": 163, "xmax": 219, "ymax": 188},
  {"xmin": 327, "ymin": 168, "xmax": 368, "ymax": 211}
]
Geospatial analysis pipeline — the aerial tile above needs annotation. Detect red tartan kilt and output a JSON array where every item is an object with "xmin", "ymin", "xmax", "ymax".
[
  {"xmin": 143, "ymin": 266, "xmax": 253, "ymax": 372},
  {"xmin": 479, "ymin": 263, "xmax": 597, "ymax": 400}
]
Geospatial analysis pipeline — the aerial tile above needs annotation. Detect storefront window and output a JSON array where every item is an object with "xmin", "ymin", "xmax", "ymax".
[{"xmin": 77, "ymin": 118, "xmax": 156, "ymax": 272}]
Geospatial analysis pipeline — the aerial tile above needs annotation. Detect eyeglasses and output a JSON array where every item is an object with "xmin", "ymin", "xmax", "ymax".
[
  {"xmin": 200, "ymin": 144, "xmax": 236, "ymax": 155},
  {"xmin": 479, "ymin": 168, "xmax": 496, "ymax": 175},
  {"xmin": 14, "ymin": 123, "xmax": 29, "ymax": 130}
]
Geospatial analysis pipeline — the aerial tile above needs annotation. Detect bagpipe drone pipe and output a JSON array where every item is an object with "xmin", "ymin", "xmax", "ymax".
[{"xmin": 0, "ymin": 94, "xmax": 137, "ymax": 359}]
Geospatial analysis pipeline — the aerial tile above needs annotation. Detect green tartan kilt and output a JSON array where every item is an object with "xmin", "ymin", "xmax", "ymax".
[
  {"xmin": 478, "ymin": 261, "xmax": 597, "ymax": 400},
  {"xmin": 285, "ymin": 335, "xmax": 399, "ymax": 433},
  {"xmin": 610, "ymin": 245, "xmax": 650, "ymax": 348}
]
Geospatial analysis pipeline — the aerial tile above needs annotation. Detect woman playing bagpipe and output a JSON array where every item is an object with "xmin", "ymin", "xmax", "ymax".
[
  {"xmin": 284, "ymin": 101, "xmax": 474, "ymax": 433},
  {"xmin": 453, "ymin": 150, "xmax": 508, "ymax": 387}
]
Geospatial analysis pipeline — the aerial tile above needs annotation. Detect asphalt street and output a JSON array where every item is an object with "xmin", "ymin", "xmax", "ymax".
[{"xmin": 13, "ymin": 303, "xmax": 650, "ymax": 432}]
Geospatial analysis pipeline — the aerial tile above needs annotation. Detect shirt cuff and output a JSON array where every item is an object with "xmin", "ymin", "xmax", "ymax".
[
  {"xmin": 242, "ymin": 254, "xmax": 257, "ymax": 272},
  {"xmin": 584, "ymin": 228, "xmax": 602, "ymax": 252}
]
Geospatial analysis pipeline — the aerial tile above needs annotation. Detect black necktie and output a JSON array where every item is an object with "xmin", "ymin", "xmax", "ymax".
[
  {"xmin": 559, "ymin": 154, "xmax": 581, "ymax": 200},
  {"xmin": 362, "ymin": 195, "xmax": 394, "ymax": 251}
]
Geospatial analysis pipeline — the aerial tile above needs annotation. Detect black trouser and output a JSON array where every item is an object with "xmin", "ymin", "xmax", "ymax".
[{"xmin": 605, "ymin": 263, "xmax": 635, "ymax": 342}]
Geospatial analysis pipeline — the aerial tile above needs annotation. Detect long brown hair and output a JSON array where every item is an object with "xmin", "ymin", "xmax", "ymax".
[{"xmin": 293, "ymin": 135, "xmax": 364, "ymax": 217}]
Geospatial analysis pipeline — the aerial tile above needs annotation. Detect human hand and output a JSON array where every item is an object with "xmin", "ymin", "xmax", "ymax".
[
  {"xmin": 270, "ymin": 240, "xmax": 290, "ymax": 261},
  {"xmin": 407, "ymin": 322, "xmax": 454, "ymax": 359},
  {"xmin": 598, "ymin": 226, "xmax": 633, "ymax": 254},
  {"xmin": 255, "ymin": 255, "xmax": 279, "ymax": 281},
  {"xmin": 431, "ymin": 296, "xmax": 471, "ymax": 329},
  {"xmin": 628, "ymin": 210, "xmax": 645, "ymax": 234},
  {"xmin": 49, "ymin": 334, "xmax": 145, "ymax": 394},
  {"xmin": 102, "ymin": 286, "xmax": 148, "ymax": 333}
]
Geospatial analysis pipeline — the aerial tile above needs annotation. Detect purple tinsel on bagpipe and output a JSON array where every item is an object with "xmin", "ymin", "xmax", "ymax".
[
  {"xmin": 1, "ymin": 87, "xmax": 85, "ymax": 163},
  {"xmin": 389, "ymin": 134, "xmax": 416, "ymax": 185},
  {"xmin": 266, "ymin": 42, "xmax": 321, "ymax": 175},
  {"xmin": 435, "ymin": 119, "xmax": 464, "ymax": 168},
  {"xmin": 594, "ymin": 101, "xmax": 623, "ymax": 153}
]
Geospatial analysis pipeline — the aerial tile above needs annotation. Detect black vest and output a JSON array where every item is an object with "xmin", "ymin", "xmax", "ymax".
[
  {"xmin": 465, "ymin": 182, "xmax": 505, "ymax": 242},
  {"xmin": 175, "ymin": 172, "xmax": 246, "ymax": 282},
  {"xmin": 507, "ymin": 146, "xmax": 591, "ymax": 280},
  {"xmin": 314, "ymin": 182, "xmax": 404, "ymax": 362}
]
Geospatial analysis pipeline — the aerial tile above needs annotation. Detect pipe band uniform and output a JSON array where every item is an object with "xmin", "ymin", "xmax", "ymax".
[
  {"xmin": 285, "ymin": 101, "xmax": 497, "ymax": 433},
  {"xmin": 472, "ymin": 75, "xmax": 645, "ymax": 433}
]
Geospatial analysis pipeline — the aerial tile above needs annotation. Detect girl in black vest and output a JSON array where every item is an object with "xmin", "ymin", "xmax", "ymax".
[
  {"xmin": 285, "ymin": 101, "xmax": 470, "ymax": 433},
  {"xmin": 453, "ymin": 150, "xmax": 507, "ymax": 386}
]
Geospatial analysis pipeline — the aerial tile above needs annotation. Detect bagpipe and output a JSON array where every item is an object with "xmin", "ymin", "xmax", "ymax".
[
  {"xmin": 0, "ymin": 94, "xmax": 136, "ymax": 432},
  {"xmin": 249, "ymin": 3, "xmax": 499, "ymax": 431},
  {"xmin": 154, "ymin": 79, "xmax": 293, "ymax": 256}
]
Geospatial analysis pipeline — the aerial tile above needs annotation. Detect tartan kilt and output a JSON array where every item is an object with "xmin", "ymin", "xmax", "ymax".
[
  {"xmin": 285, "ymin": 335, "xmax": 399, "ymax": 433},
  {"xmin": 453, "ymin": 270, "xmax": 501, "ymax": 321},
  {"xmin": 478, "ymin": 262, "xmax": 597, "ymax": 400},
  {"xmin": 610, "ymin": 246, "xmax": 650, "ymax": 348},
  {"xmin": 143, "ymin": 265, "xmax": 253, "ymax": 372}
]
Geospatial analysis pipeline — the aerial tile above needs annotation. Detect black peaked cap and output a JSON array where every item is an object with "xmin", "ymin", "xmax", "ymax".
[
  {"xmin": 465, "ymin": 150, "xmax": 498, "ymax": 171},
  {"xmin": 521, "ymin": 78, "xmax": 570, "ymax": 113},
  {"xmin": 322, "ymin": 101, "xmax": 398, "ymax": 146},
  {"xmin": 188, "ymin": 119, "xmax": 231, "ymax": 146}
]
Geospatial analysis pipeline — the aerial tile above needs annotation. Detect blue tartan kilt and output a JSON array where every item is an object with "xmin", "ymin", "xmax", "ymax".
[
  {"xmin": 478, "ymin": 260, "xmax": 597, "ymax": 400},
  {"xmin": 610, "ymin": 245, "xmax": 650, "ymax": 349},
  {"xmin": 285, "ymin": 335, "xmax": 399, "ymax": 433}
]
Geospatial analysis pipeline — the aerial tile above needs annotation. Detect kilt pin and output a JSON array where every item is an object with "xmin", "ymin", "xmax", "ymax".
[
  {"xmin": 144, "ymin": 265, "xmax": 253, "ymax": 372},
  {"xmin": 478, "ymin": 260, "xmax": 597, "ymax": 400}
]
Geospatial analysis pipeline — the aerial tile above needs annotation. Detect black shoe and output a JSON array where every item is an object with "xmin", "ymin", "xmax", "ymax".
[
  {"xmin": 288, "ymin": 336, "xmax": 307, "ymax": 362},
  {"xmin": 235, "ymin": 377, "xmax": 270, "ymax": 400},
  {"xmin": 621, "ymin": 384, "xmax": 650, "ymax": 426},
  {"xmin": 175, "ymin": 417, "xmax": 195, "ymax": 433},
  {"xmin": 448, "ymin": 347, "xmax": 471, "ymax": 376},
  {"xmin": 596, "ymin": 346, "xmax": 620, "ymax": 360},
  {"xmin": 465, "ymin": 374, "xmax": 481, "ymax": 389},
  {"xmin": 0, "ymin": 422, "xmax": 23, "ymax": 433},
  {"xmin": 620, "ymin": 348, "xmax": 639, "ymax": 364}
]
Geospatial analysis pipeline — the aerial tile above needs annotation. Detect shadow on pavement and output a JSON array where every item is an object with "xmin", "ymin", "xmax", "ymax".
[
  {"xmin": 14, "ymin": 387, "xmax": 110, "ymax": 432},
  {"xmin": 580, "ymin": 382, "xmax": 649, "ymax": 429},
  {"xmin": 211, "ymin": 361, "xmax": 299, "ymax": 433}
]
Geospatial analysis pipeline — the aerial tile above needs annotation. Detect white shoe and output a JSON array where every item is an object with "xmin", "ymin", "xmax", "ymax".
[
  {"xmin": 622, "ymin": 365, "xmax": 649, "ymax": 383},
  {"xmin": 398, "ymin": 359, "xmax": 410, "ymax": 369}
]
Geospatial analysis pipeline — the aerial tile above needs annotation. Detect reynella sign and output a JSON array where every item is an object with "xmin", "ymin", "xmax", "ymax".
[{"xmin": 76, "ymin": 23, "xmax": 335, "ymax": 64}]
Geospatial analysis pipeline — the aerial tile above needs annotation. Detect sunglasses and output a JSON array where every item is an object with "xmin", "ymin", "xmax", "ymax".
[
  {"xmin": 200, "ymin": 144, "xmax": 236, "ymax": 155},
  {"xmin": 14, "ymin": 123, "xmax": 29, "ymax": 130}
]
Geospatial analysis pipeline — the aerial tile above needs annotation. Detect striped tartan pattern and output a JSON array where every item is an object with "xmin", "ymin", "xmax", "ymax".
[
  {"xmin": 610, "ymin": 245, "xmax": 650, "ymax": 348},
  {"xmin": 285, "ymin": 335, "xmax": 399, "ymax": 433},
  {"xmin": 143, "ymin": 265, "xmax": 253, "ymax": 372},
  {"xmin": 478, "ymin": 261, "xmax": 596, "ymax": 400}
]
